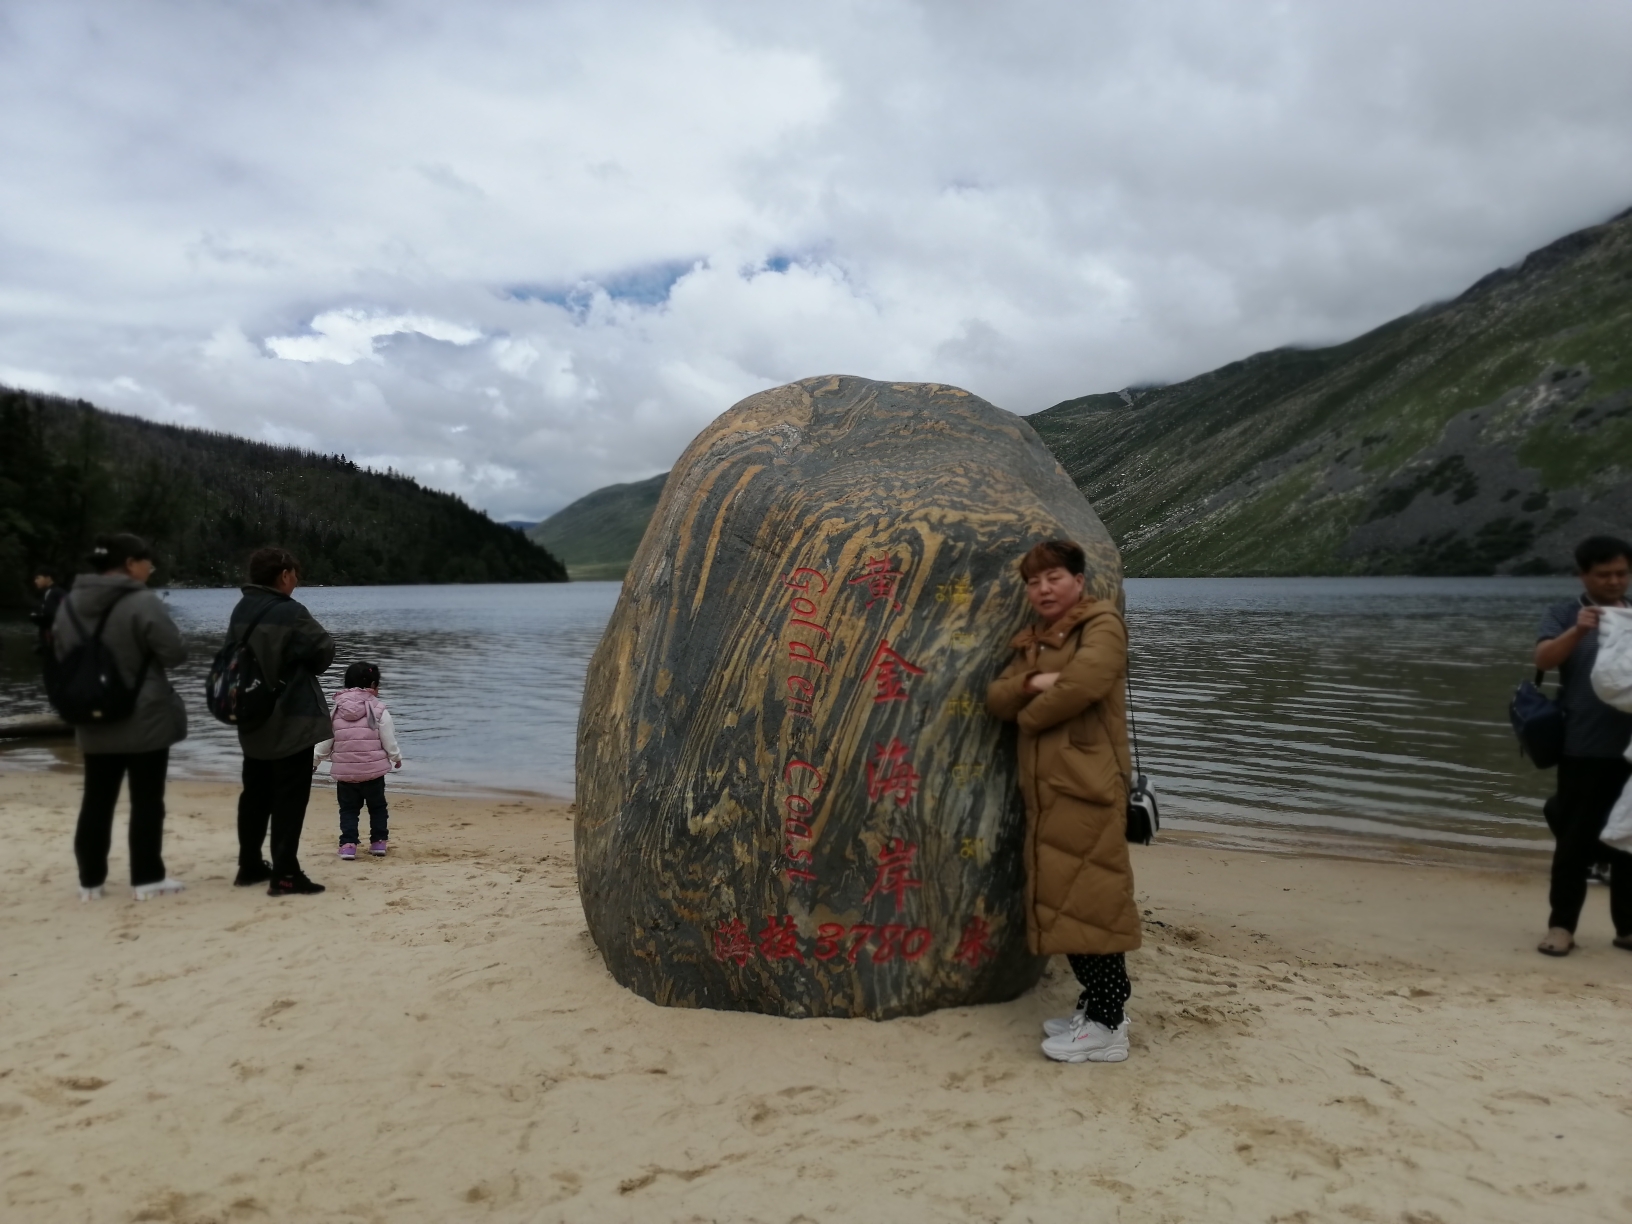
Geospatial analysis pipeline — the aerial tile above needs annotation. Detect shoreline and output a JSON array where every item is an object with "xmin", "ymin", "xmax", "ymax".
[
  {"xmin": 0, "ymin": 746, "xmax": 1552, "ymax": 870},
  {"xmin": 3, "ymin": 766, "xmax": 1628, "ymax": 1223}
]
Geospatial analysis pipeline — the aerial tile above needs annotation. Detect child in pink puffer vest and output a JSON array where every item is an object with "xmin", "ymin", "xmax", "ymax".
[{"xmin": 314, "ymin": 662, "xmax": 403, "ymax": 860}]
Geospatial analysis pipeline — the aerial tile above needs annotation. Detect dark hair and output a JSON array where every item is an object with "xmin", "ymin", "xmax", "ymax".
[
  {"xmin": 248, "ymin": 546, "xmax": 301, "ymax": 587},
  {"xmin": 343, "ymin": 662, "xmax": 381, "ymax": 690},
  {"xmin": 1019, "ymin": 539, "xmax": 1086, "ymax": 579},
  {"xmin": 85, "ymin": 533, "xmax": 152, "ymax": 573},
  {"xmin": 1575, "ymin": 535, "xmax": 1632, "ymax": 572}
]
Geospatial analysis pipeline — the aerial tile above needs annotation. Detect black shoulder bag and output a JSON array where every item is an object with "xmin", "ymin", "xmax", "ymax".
[
  {"xmin": 1123, "ymin": 659, "xmax": 1160, "ymax": 844},
  {"xmin": 1509, "ymin": 668, "xmax": 1565, "ymax": 769}
]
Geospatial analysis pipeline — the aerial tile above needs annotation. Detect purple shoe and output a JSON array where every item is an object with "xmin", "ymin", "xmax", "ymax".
[
  {"xmin": 338, "ymin": 843, "xmax": 357, "ymax": 860},
  {"xmin": 368, "ymin": 840, "xmax": 388, "ymax": 857}
]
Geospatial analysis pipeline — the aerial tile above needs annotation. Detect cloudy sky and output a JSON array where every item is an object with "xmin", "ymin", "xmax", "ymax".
[{"xmin": 3, "ymin": 1, "xmax": 1631, "ymax": 521}]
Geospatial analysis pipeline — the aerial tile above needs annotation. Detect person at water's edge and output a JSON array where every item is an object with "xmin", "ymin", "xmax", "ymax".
[
  {"xmin": 52, "ymin": 534, "xmax": 188, "ymax": 900},
  {"xmin": 1534, "ymin": 534, "xmax": 1632, "ymax": 957},
  {"xmin": 30, "ymin": 568, "xmax": 65, "ymax": 656},
  {"xmin": 229, "ymin": 546, "xmax": 335, "ymax": 897},
  {"xmin": 987, "ymin": 539, "xmax": 1140, "ymax": 1063}
]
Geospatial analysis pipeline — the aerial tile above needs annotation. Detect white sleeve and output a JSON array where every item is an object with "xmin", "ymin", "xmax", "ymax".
[
  {"xmin": 377, "ymin": 708, "xmax": 402, "ymax": 762},
  {"xmin": 313, "ymin": 737, "xmax": 334, "ymax": 762}
]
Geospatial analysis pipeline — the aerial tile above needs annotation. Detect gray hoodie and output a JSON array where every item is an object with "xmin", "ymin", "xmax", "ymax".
[{"xmin": 53, "ymin": 574, "xmax": 188, "ymax": 755}]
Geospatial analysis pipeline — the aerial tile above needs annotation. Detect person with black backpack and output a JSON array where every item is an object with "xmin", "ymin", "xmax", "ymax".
[
  {"xmin": 225, "ymin": 546, "xmax": 335, "ymax": 897},
  {"xmin": 50, "ymin": 533, "xmax": 188, "ymax": 902}
]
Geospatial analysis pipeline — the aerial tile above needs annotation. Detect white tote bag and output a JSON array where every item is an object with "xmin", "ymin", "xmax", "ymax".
[
  {"xmin": 1602, "ymin": 780, "xmax": 1632, "ymax": 854},
  {"xmin": 1590, "ymin": 606, "xmax": 1632, "ymax": 713}
]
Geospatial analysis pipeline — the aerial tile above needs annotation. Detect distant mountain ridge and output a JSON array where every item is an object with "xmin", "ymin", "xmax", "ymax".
[
  {"xmin": 1030, "ymin": 206, "xmax": 1632, "ymax": 575},
  {"xmin": 529, "ymin": 472, "xmax": 667, "ymax": 580},
  {"xmin": 0, "ymin": 388, "xmax": 567, "ymax": 606}
]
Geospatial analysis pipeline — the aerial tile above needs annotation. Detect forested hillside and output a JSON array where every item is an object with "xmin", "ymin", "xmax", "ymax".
[
  {"xmin": 1030, "ymin": 206, "xmax": 1632, "ymax": 576},
  {"xmin": 0, "ymin": 389, "xmax": 566, "ymax": 608},
  {"xmin": 529, "ymin": 472, "xmax": 667, "ymax": 580}
]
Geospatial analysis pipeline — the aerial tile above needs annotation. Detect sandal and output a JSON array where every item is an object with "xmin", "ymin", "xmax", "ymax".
[{"xmin": 1537, "ymin": 928, "xmax": 1574, "ymax": 957}]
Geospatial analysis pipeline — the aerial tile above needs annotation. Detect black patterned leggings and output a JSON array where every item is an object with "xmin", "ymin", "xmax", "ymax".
[{"xmin": 1067, "ymin": 953, "xmax": 1130, "ymax": 1028}]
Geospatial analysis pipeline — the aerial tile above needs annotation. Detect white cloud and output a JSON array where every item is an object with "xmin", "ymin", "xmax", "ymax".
[
  {"xmin": 266, "ymin": 309, "xmax": 483, "ymax": 365},
  {"xmin": 1, "ymin": 1, "xmax": 1631, "ymax": 519}
]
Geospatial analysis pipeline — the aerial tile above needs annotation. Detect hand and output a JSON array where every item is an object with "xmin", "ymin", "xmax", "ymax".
[
  {"xmin": 1577, "ymin": 605, "xmax": 1602, "ymax": 632},
  {"xmin": 393, "ymin": 760, "xmax": 402, "ymax": 770},
  {"xmin": 1025, "ymin": 672, "xmax": 1061, "ymax": 693}
]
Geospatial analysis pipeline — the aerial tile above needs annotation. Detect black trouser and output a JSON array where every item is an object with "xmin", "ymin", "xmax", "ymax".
[
  {"xmin": 238, "ymin": 747, "xmax": 316, "ymax": 878},
  {"xmin": 1067, "ymin": 952, "xmax": 1130, "ymax": 1028},
  {"xmin": 76, "ymin": 749, "xmax": 170, "ymax": 889},
  {"xmin": 1548, "ymin": 755, "xmax": 1632, "ymax": 936},
  {"xmin": 336, "ymin": 776, "xmax": 389, "ymax": 846}
]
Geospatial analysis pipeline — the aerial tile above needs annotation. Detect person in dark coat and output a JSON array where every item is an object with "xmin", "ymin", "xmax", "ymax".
[
  {"xmin": 52, "ymin": 534, "xmax": 188, "ymax": 901},
  {"xmin": 1534, "ymin": 534, "xmax": 1632, "ymax": 956},
  {"xmin": 228, "ymin": 546, "xmax": 335, "ymax": 897},
  {"xmin": 30, "ymin": 569, "xmax": 66, "ymax": 656}
]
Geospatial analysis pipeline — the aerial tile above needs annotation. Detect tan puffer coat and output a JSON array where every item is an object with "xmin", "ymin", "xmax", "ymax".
[{"xmin": 986, "ymin": 597, "xmax": 1140, "ymax": 956}]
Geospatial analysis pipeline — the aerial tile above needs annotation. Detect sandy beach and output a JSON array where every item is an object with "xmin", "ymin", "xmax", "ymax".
[{"xmin": 2, "ymin": 767, "xmax": 1629, "ymax": 1224}]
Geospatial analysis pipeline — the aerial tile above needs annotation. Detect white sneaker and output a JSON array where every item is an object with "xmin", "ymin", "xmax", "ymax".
[
  {"xmin": 1041, "ymin": 1015, "xmax": 1130, "ymax": 1063},
  {"xmin": 132, "ymin": 878, "xmax": 186, "ymax": 902},
  {"xmin": 1042, "ymin": 1005, "xmax": 1087, "ymax": 1038},
  {"xmin": 78, "ymin": 885, "xmax": 104, "ymax": 902}
]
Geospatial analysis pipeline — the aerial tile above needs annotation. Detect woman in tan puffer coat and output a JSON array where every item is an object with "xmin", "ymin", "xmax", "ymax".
[{"xmin": 987, "ymin": 538, "xmax": 1139, "ymax": 1063}]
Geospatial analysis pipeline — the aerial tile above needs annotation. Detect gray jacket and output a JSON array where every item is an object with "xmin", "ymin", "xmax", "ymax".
[
  {"xmin": 228, "ymin": 585, "xmax": 335, "ymax": 760},
  {"xmin": 53, "ymin": 574, "xmax": 188, "ymax": 755}
]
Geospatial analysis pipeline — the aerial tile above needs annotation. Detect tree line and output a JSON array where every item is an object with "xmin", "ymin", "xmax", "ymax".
[{"xmin": 0, "ymin": 387, "xmax": 567, "ymax": 608}]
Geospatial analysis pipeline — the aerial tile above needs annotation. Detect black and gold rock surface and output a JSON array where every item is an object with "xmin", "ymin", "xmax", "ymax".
[{"xmin": 576, "ymin": 375, "xmax": 1121, "ymax": 1018}]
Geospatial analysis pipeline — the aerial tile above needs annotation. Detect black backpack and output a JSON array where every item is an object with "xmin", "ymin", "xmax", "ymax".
[
  {"xmin": 46, "ymin": 589, "xmax": 150, "ymax": 725},
  {"xmin": 205, "ymin": 602, "xmax": 283, "ymax": 731}
]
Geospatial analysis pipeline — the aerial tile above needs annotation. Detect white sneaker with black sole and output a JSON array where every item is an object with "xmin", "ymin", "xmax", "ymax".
[
  {"xmin": 132, "ymin": 878, "xmax": 186, "ymax": 901},
  {"xmin": 1041, "ymin": 1015, "xmax": 1129, "ymax": 1063}
]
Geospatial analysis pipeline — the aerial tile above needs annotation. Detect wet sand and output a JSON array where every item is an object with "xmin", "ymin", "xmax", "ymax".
[{"xmin": 2, "ymin": 768, "xmax": 1628, "ymax": 1223}]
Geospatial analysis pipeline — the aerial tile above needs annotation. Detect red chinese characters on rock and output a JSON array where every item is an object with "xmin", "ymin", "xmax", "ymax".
[
  {"xmin": 710, "ymin": 917, "xmax": 933, "ymax": 966},
  {"xmin": 781, "ymin": 759, "xmax": 823, "ymax": 884},
  {"xmin": 862, "ymin": 837, "xmax": 923, "ymax": 911},
  {"xmin": 758, "ymin": 915, "xmax": 805, "ymax": 963},
  {"xmin": 861, "ymin": 639, "xmax": 925, "ymax": 704},
  {"xmin": 847, "ymin": 555, "xmax": 904, "ymax": 612},
  {"xmin": 952, "ymin": 915, "xmax": 997, "ymax": 968},
  {"xmin": 713, "ymin": 918, "xmax": 753, "ymax": 967},
  {"xmin": 781, "ymin": 567, "xmax": 833, "ymax": 720},
  {"xmin": 865, "ymin": 738, "xmax": 921, "ymax": 808}
]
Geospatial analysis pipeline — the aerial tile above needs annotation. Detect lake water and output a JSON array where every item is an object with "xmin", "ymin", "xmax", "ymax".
[{"xmin": 0, "ymin": 577, "xmax": 1575, "ymax": 857}]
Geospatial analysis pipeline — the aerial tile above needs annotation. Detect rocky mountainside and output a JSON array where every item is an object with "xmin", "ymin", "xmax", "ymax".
[
  {"xmin": 529, "ymin": 472, "xmax": 667, "ymax": 580},
  {"xmin": 1031, "ymin": 207, "xmax": 1632, "ymax": 575}
]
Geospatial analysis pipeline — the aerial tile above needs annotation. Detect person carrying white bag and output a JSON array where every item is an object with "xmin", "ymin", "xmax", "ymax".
[
  {"xmin": 1534, "ymin": 536, "xmax": 1632, "ymax": 957},
  {"xmin": 1591, "ymin": 606, "xmax": 1632, "ymax": 874}
]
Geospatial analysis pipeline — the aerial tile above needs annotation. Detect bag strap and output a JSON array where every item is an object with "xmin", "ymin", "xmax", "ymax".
[
  {"xmin": 237, "ymin": 598, "xmax": 283, "ymax": 643},
  {"xmin": 61, "ymin": 586, "xmax": 150, "ymax": 692},
  {"xmin": 1125, "ymin": 647, "xmax": 1144, "ymax": 779}
]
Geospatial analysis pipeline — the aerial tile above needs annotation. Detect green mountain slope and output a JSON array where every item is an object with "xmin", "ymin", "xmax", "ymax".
[
  {"xmin": 1030, "ymin": 206, "xmax": 1632, "ymax": 576},
  {"xmin": 528, "ymin": 472, "xmax": 668, "ymax": 580},
  {"xmin": 0, "ymin": 388, "xmax": 567, "ymax": 606}
]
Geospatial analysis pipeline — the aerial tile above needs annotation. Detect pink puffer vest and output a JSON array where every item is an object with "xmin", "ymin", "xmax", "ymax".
[{"xmin": 329, "ymin": 689, "xmax": 391, "ymax": 782}]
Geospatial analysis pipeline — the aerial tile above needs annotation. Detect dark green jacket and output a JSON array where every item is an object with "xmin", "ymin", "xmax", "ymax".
[
  {"xmin": 228, "ymin": 585, "xmax": 335, "ymax": 760},
  {"xmin": 53, "ymin": 574, "xmax": 188, "ymax": 755}
]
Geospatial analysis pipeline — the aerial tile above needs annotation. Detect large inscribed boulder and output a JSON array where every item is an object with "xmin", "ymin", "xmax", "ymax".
[{"xmin": 576, "ymin": 375, "xmax": 1121, "ymax": 1018}]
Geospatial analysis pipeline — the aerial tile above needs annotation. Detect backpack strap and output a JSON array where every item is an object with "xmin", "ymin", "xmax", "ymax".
[
  {"xmin": 232, "ymin": 598, "xmax": 290, "ymax": 690},
  {"xmin": 61, "ymin": 586, "xmax": 151, "ymax": 694},
  {"xmin": 236, "ymin": 599, "xmax": 284, "ymax": 644}
]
